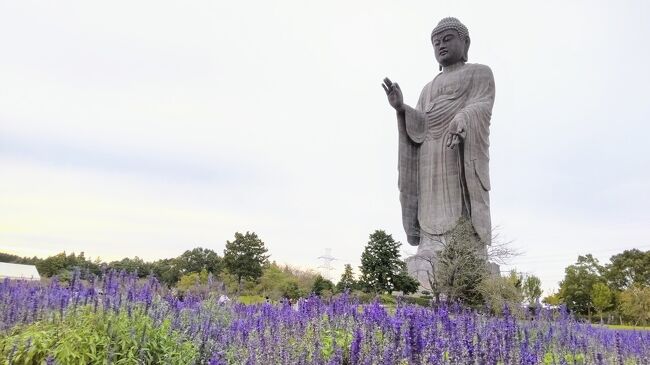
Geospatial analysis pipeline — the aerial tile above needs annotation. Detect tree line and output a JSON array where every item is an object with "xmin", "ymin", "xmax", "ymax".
[
  {"xmin": 0, "ymin": 230, "xmax": 419, "ymax": 300},
  {"xmin": 1, "ymin": 225, "xmax": 541, "ymax": 309},
  {"xmin": 544, "ymin": 249, "xmax": 650, "ymax": 326},
  {"xmin": 6, "ymin": 228, "xmax": 644, "ymax": 325},
  {"xmin": 0, "ymin": 223, "xmax": 538, "ymax": 311}
]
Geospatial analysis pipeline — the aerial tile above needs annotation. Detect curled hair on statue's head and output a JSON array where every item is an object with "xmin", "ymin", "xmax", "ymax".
[{"xmin": 431, "ymin": 17, "xmax": 471, "ymax": 62}]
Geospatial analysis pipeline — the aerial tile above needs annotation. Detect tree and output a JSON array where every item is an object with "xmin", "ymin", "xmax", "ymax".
[
  {"xmin": 1, "ymin": 253, "xmax": 42, "ymax": 267},
  {"xmin": 542, "ymin": 292, "xmax": 561, "ymax": 306},
  {"xmin": 479, "ymin": 273, "xmax": 524, "ymax": 315},
  {"xmin": 591, "ymin": 282, "xmax": 612, "ymax": 322},
  {"xmin": 36, "ymin": 253, "xmax": 68, "ymax": 277},
  {"xmin": 435, "ymin": 219, "xmax": 489, "ymax": 305},
  {"xmin": 176, "ymin": 269, "xmax": 210, "ymax": 296},
  {"xmin": 30, "ymin": 251, "xmax": 100, "ymax": 279},
  {"xmin": 336, "ymin": 264, "xmax": 357, "ymax": 292},
  {"xmin": 523, "ymin": 275, "xmax": 543, "ymax": 305},
  {"xmin": 282, "ymin": 281, "xmax": 302, "ymax": 300},
  {"xmin": 311, "ymin": 275, "xmax": 334, "ymax": 296},
  {"xmin": 256, "ymin": 262, "xmax": 288, "ymax": 299},
  {"xmin": 414, "ymin": 219, "xmax": 518, "ymax": 305},
  {"xmin": 558, "ymin": 254, "xmax": 604, "ymax": 318},
  {"xmin": 176, "ymin": 247, "xmax": 222, "ymax": 275},
  {"xmin": 618, "ymin": 284, "xmax": 650, "ymax": 326},
  {"xmin": 507, "ymin": 270, "xmax": 523, "ymax": 291},
  {"xmin": 392, "ymin": 269, "xmax": 419, "ymax": 295},
  {"xmin": 359, "ymin": 230, "xmax": 411, "ymax": 294},
  {"xmin": 223, "ymin": 232, "xmax": 270, "ymax": 291},
  {"xmin": 0, "ymin": 252, "xmax": 24, "ymax": 264},
  {"xmin": 604, "ymin": 249, "xmax": 650, "ymax": 290},
  {"xmin": 108, "ymin": 257, "xmax": 151, "ymax": 278},
  {"xmin": 151, "ymin": 258, "xmax": 182, "ymax": 287},
  {"xmin": 73, "ymin": 252, "xmax": 102, "ymax": 278}
]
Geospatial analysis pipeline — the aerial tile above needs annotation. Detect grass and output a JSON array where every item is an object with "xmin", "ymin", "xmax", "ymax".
[
  {"xmin": 604, "ymin": 324, "xmax": 650, "ymax": 331},
  {"xmin": 237, "ymin": 295, "xmax": 266, "ymax": 304}
]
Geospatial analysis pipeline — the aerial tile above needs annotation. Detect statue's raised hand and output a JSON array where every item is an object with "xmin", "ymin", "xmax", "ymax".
[{"xmin": 382, "ymin": 77, "xmax": 404, "ymax": 112}]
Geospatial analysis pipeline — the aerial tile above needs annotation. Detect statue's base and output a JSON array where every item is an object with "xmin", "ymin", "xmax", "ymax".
[
  {"xmin": 487, "ymin": 261, "xmax": 501, "ymax": 276},
  {"xmin": 405, "ymin": 234, "xmax": 444, "ymax": 292},
  {"xmin": 405, "ymin": 235, "xmax": 501, "ymax": 294},
  {"xmin": 405, "ymin": 254, "xmax": 433, "ymax": 291}
]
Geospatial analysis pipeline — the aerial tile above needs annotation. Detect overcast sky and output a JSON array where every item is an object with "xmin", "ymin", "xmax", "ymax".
[{"xmin": 1, "ymin": 0, "xmax": 648, "ymax": 293}]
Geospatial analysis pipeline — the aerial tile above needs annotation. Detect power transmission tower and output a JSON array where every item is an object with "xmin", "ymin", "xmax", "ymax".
[{"xmin": 318, "ymin": 248, "xmax": 337, "ymax": 281}]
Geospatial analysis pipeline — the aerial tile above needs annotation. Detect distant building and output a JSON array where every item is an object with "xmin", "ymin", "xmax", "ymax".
[{"xmin": 0, "ymin": 262, "xmax": 41, "ymax": 281}]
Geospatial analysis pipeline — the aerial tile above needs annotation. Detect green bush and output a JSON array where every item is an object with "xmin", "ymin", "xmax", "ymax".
[
  {"xmin": 350, "ymin": 290, "xmax": 373, "ymax": 304},
  {"xmin": 281, "ymin": 281, "xmax": 303, "ymax": 300},
  {"xmin": 176, "ymin": 269, "xmax": 209, "ymax": 295},
  {"xmin": 400, "ymin": 296, "xmax": 431, "ymax": 307},
  {"xmin": 0, "ymin": 307, "xmax": 197, "ymax": 364},
  {"xmin": 379, "ymin": 294, "xmax": 397, "ymax": 305}
]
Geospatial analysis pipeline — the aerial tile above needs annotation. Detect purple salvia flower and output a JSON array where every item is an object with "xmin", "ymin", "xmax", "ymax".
[{"xmin": 350, "ymin": 327, "xmax": 363, "ymax": 365}]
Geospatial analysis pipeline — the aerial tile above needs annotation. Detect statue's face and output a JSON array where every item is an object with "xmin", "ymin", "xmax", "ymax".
[{"xmin": 432, "ymin": 29, "xmax": 467, "ymax": 67}]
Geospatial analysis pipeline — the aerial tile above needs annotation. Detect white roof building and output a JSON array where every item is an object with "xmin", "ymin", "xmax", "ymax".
[{"xmin": 0, "ymin": 262, "xmax": 41, "ymax": 281}]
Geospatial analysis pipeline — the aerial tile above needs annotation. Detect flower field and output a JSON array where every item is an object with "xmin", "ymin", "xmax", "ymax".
[{"xmin": 1, "ymin": 272, "xmax": 648, "ymax": 364}]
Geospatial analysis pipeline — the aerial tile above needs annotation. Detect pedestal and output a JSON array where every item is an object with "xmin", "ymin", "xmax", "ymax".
[{"xmin": 405, "ymin": 234, "xmax": 501, "ymax": 293}]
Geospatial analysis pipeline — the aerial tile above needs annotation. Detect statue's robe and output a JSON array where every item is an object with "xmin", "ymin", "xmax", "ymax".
[{"xmin": 397, "ymin": 62, "xmax": 495, "ymax": 246}]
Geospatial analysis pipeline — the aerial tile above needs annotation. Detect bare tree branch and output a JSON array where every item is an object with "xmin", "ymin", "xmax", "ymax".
[{"xmin": 408, "ymin": 219, "xmax": 522, "ymax": 304}]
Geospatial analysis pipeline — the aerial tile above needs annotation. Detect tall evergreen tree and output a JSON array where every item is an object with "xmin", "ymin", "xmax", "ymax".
[
  {"xmin": 359, "ymin": 230, "xmax": 415, "ymax": 294},
  {"xmin": 336, "ymin": 264, "xmax": 357, "ymax": 292},
  {"xmin": 311, "ymin": 275, "xmax": 334, "ymax": 296},
  {"xmin": 223, "ymin": 232, "xmax": 270, "ymax": 291}
]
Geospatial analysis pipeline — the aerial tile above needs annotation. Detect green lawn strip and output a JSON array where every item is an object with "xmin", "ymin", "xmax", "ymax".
[{"xmin": 604, "ymin": 324, "xmax": 650, "ymax": 331}]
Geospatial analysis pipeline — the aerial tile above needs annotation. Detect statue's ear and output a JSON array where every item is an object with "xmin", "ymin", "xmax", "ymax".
[{"xmin": 462, "ymin": 37, "xmax": 471, "ymax": 62}]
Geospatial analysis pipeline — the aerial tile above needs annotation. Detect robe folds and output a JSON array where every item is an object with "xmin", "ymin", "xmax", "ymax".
[{"xmin": 397, "ymin": 63, "xmax": 495, "ymax": 246}]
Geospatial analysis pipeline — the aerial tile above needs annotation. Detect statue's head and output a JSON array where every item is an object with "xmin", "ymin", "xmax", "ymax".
[{"xmin": 431, "ymin": 17, "xmax": 470, "ymax": 68}]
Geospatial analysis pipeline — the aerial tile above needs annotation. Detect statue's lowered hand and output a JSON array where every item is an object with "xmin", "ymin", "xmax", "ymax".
[
  {"xmin": 382, "ymin": 77, "xmax": 404, "ymax": 112},
  {"xmin": 447, "ymin": 115, "xmax": 467, "ymax": 149}
]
